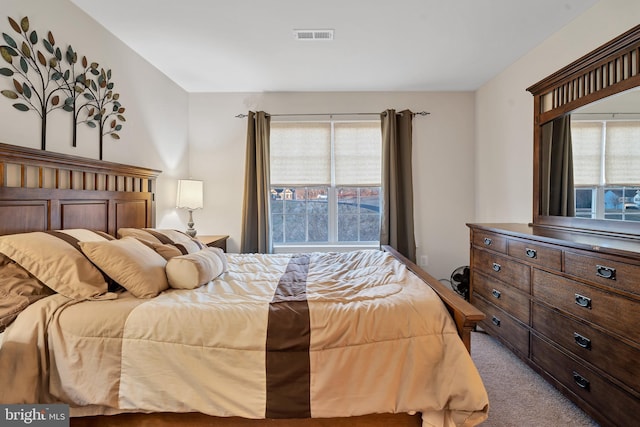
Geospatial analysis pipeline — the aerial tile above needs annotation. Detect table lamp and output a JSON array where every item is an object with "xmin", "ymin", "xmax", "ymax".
[{"xmin": 176, "ymin": 179, "xmax": 203, "ymax": 237}]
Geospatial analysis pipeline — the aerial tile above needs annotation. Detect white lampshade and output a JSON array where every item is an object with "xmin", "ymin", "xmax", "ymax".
[{"xmin": 176, "ymin": 179, "xmax": 203, "ymax": 209}]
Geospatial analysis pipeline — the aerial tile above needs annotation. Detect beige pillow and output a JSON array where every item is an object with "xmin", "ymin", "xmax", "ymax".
[
  {"xmin": 79, "ymin": 237, "xmax": 169, "ymax": 298},
  {"xmin": 0, "ymin": 230, "xmax": 110, "ymax": 300},
  {"xmin": 166, "ymin": 248, "xmax": 227, "ymax": 290}
]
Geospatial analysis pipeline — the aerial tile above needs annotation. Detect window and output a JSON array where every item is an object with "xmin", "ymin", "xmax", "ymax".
[
  {"xmin": 270, "ymin": 120, "xmax": 382, "ymax": 247},
  {"xmin": 571, "ymin": 120, "xmax": 640, "ymax": 221}
]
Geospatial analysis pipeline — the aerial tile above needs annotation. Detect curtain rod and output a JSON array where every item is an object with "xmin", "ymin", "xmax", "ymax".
[
  {"xmin": 573, "ymin": 112, "xmax": 640, "ymax": 115},
  {"xmin": 234, "ymin": 111, "xmax": 430, "ymax": 118}
]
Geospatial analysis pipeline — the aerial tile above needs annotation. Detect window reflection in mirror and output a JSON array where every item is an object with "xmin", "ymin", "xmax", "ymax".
[{"xmin": 570, "ymin": 88, "xmax": 640, "ymax": 222}]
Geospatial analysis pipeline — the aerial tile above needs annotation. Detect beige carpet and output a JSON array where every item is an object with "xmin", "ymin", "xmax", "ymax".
[{"xmin": 471, "ymin": 331, "xmax": 599, "ymax": 427}]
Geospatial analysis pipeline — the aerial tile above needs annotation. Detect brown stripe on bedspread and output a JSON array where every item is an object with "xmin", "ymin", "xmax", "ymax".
[{"xmin": 266, "ymin": 254, "xmax": 311, "ymax": 419}]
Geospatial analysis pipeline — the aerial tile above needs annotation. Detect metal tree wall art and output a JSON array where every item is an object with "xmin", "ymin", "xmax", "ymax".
[
  {"xmin": 76, "ymin": 65, "xmax": 125, "ymax": 160},
  {"xmin": 50, "ymin": 45, "xmax": 93, "ymax": 148},
  {"xmin": 0, "ymin": 17, "xmax": 65, "ymax": 150},
  {"xmin": 0, "ymin": 16, "xmax": 126, "ymax": 159}
]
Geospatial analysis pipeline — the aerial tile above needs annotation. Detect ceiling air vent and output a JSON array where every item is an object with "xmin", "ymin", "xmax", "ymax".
[{"xmin": 293, "ymin": 29, "xmax": 334, "ymax": 41}]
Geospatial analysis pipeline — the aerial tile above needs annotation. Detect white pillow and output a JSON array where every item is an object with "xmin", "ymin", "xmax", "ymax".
[{"xmin": 166, "ymin": 248, "xmax": 227, "ymax": 290}]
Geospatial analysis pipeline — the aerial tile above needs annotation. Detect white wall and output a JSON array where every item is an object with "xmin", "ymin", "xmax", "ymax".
[
  {"xmin": 475, "ymin": 0, "xmax": 640, "ymax": 223},
  {"xmin": 0, "ymin": 0, "xmax": 190, "ymax": 227},
  {"xmin": 189, "ymin": 92, "xmax": 475, "ymax": 280}
]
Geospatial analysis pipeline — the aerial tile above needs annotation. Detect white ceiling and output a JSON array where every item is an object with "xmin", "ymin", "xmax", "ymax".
[{"xmin": 70, "ymin": 0, "xmax": 598, "ymax": 93}]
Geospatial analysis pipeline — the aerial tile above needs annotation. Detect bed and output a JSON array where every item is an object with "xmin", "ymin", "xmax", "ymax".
[{"xmin": 0, "ymin": 142, "xmax": 489, "ymax": 427}]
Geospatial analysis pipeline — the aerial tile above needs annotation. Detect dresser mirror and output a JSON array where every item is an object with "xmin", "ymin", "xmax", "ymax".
[{"xmin": 528, "ymin": 24, "xmax": 640, "ymax": 237}]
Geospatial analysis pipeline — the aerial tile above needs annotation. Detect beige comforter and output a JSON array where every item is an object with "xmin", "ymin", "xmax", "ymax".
[{"xmin": 0, "ymin": 250, "xmax": 488, "ymax": 427}]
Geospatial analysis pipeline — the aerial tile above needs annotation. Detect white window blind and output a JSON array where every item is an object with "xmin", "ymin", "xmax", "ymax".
[
  {"xmin": 334, "ymin": 122, "xmax": 381, "ymax": 186},
  {"xmin": 605, "ymin": 121, "xmax": 640, "ymax": 184},
  {"xmin": 270, "ymin": 123, "xmax": 331, "ymax": 185},
  {"xmin": 270, "ymin": 121, "xmax": 381, "ymax": 186},
  {"xmin": 571, "ymin": 122, "xmax": 603, "ymax": 186}
]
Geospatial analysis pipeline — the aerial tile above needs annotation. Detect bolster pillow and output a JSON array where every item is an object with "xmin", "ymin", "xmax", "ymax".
[{"xmin": 166, "ymin": 247, "xmax": 227, "ymax": 289}]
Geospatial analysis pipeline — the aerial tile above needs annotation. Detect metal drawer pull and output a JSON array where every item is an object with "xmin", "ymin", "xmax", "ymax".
[
  {"xmin": 575, "ymin": 294, "xmax": 592, "ymax": 309},
  {"xmin": 573, "ymin": 332, "xmax": 592, "ymax": 350},
  {"xmin": 491, "ymin": 316, "xmax": 501, "ymax": 327},
  {"xmin": 492, "ymin": 262, "xmax": 501, "ymax": 272},
  {"xmin": 595, "ymin": 265, "xmax": 616, "ymax": 280},
  {"xmin": 483, "ymin": 237, "xmax": 492, "ymax": 246},
  {"xmin": 572, "ymin": 371, "xmax": 590, "ymax": 390},
  {"xmin": 492, "ymin": 289, "xmax": 501, "ymax": 299},
  {"xmin": 525, "ymin": 248, "xmax": 537, "ymax": 258}
]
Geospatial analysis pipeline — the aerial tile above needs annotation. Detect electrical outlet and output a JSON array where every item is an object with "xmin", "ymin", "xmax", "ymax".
[{"xmin": 419, "ymin": 255, "xmax": 429, "ymax": 267}]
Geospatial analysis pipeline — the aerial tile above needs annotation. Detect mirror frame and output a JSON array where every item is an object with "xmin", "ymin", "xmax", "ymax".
[{"xmin": 527, "ymin": 24, "xmax": 640, "ymax": 238}]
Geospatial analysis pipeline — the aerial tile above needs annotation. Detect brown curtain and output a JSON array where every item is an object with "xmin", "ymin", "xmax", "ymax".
[
  {"xmin": 541, "ymin": 115, "xmax": 575, "ymax": 216},
  {"xmin": 240, "ymin": 111, "xmax": 272, "ymax": 253},
  {"xmin": 380, "ymin": 109, "xmax": 416, "ymax": 262}
]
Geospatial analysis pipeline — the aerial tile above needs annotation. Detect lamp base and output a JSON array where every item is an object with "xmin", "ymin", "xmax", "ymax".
[{"xmin": 186, "ymin": 209, "xmax": 197, "ymax": 237}]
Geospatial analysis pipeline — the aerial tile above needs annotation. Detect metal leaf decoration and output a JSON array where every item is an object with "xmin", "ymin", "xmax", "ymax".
[
  {"xmin": 3, "ymin": 33, "xmax": 16, "ymax": 48},
  {"xmin": 0, "ymin": 15, "xmax": 126, "ymax": 159},
  {"xmin": 8, "ymin": 17, "xmax": 20, "ymax": 33},
  {"xmin": 1, "ymin": 89, "xmax": 17, "ymax": 99},
  {"xmin": 20, "ymin": 17, "xmax": 29, "ymax": 33}
]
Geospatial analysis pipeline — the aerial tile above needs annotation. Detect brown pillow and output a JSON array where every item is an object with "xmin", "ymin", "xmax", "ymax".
[
  {"xmin": 117, "ymin": 228, "xmax": 205, "ymax": 258},
  {"xmin": 79, "ymin": 237, "xmax": 169, "ymax": 298},
  {"xmin": 0, "ymin": 253, "xmax": 54, "ymax": 332},
  {"xmin": 150, "ymin": 242, "xmax": 184, "ymax": 260}
]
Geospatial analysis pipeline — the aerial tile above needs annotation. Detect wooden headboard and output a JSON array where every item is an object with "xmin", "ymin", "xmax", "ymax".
[{"xmin": 0, "ymin": 142, "xmax": 161, "ymax": 236}]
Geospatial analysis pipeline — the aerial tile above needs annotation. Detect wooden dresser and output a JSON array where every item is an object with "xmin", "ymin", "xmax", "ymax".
[{"xmin": 468, "ymin": 223, "xmax": 639, "ymax": 427}]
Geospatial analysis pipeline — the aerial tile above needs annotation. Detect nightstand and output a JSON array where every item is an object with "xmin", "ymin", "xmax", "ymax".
[{"xmin": 197, "ymin": 235, "xmax": 229, "ymax": 252}]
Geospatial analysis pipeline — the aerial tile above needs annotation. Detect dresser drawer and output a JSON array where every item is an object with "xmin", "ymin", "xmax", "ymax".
[
  {"xmin": 564, "ymin": 251, "xmax": 640, "ymax": 297},
  {"xmin": 532, "ymin": 302, "xmax": 639, "ymax": 392},
  {"xmin": 531, "ymin": 335, "xmax": 639, "ymax": 427},
  {"xmin": 472, "ymin": 249, "xmax": 530, "ymax": 293},
  {"xmin": 473, "ymin": 271, "xmax": 530, "ymax": 323},
  {"xmin": 472, "ymin": 230, "xmax": 507, "ymax": 253},
  {"xmin": 473, "ymin": 294, "xmax": 529, "ymax": 356},
  {"xmin": 508, "ymin": 239, "xmax": 561, "ymax": 271},
  {"xmin": 532, "ymin": 269, "xmax": 640, "ymax": 343}
]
